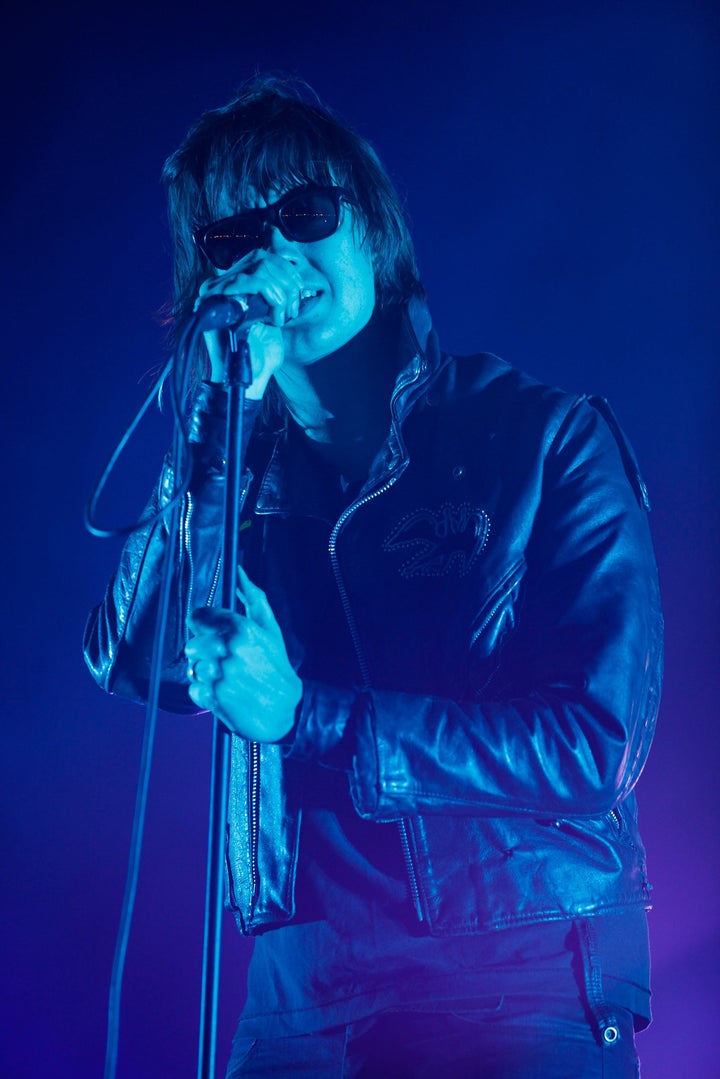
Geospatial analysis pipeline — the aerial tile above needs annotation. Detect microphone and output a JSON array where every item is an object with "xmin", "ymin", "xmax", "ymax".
[{"xmin": 193, "ymin": 294, "xmax": 271, "ymax": 331}]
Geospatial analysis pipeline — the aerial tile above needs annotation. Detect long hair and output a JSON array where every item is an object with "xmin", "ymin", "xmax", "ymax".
[{"xmin": 162, "ymin": 76, "xmax": 423, "ymax": 341}]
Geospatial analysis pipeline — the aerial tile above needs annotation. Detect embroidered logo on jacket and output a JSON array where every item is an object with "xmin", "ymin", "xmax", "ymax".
[{"xmin": 383, "ymin": 503, "xmax": 491, "ymax": 578}]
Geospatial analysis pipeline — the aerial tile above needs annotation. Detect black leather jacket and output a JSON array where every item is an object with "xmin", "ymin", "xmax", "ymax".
[{"xmin": 85, "ymin": 298, "xmax": 663, "ymax": 937}]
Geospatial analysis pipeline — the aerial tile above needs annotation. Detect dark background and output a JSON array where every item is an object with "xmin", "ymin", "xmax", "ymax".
[{"xmin": 2, "ymin": 1, "xmax": 718, "ymax": 1075}]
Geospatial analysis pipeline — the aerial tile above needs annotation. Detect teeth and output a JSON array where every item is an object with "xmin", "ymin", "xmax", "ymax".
[{"xmin": 300, "ymin": 288, "xmax": 319, "ymax": 300}]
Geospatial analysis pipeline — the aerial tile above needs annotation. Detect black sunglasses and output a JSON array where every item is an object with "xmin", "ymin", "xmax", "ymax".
[{"xmin": 193, "ymin": 185, "xmax": 355, "ymax": 271}]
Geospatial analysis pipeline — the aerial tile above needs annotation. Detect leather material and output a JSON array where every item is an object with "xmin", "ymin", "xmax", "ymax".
[{"xmin": 85, "ymin": 298, "xmax": 663, "ymax": 936}]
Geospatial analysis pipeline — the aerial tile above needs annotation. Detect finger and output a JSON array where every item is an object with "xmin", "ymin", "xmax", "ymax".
[
  {"xmin": 198, "ymin": 256, "xmax": 302, "ymax": 323},
  {"xmin": 252, "ymin": 253, "xmax": 304, "ymax": 296},
  {"xmin": 188, "ymin": 680, "xmax": 214, "ymax": 711},
  {"xmin": 236, "ymin": 566, "xmax": 281, "ymax": 634},
  {"xmin": 186, "ymin": 638, "xmax": 231, "ymax": 666},
  {"xmin": 245, "ymin": 322, "xmax": 285, "ymax": 376},
  {"xmin": 187, "ymin": 606, "xmax": 242, "ymax": 637},
  {"xmin": 186, "ymin": 656, "xmax": 223, "ymax": 683},
  {"xmin": 187, "ymin": 611, "xmax": 245, "ymax": 662}
]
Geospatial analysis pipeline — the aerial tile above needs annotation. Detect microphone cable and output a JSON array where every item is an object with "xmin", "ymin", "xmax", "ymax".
[
  {"xmin": 87, "ymin": 296, "xmax": 254, "ymax": 1079},
  {"xmin": 88, "ymin": 312, "xmax": 201, "ymax": 1079}
]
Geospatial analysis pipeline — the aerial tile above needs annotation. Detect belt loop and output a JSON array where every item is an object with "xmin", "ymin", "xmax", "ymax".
[{"xmin": 575, "ymin": 918, "xmax": 621, "ymax": 1048}]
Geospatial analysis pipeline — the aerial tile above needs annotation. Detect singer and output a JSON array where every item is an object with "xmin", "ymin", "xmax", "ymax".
[{"xmin": 85, "ymin": 77, "xmax": 662, "ymax": 1077}]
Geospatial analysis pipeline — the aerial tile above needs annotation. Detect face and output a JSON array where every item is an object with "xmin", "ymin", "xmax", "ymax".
[{"xmin": 214, "ymin": 185, "xmax": 377, "ymax": 370}]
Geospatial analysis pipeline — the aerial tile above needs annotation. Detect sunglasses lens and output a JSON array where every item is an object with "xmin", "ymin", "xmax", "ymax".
[
  {"xmin": 279, "ymin": 191, "xmax": 340, "ymax": 242},
  {"xmin": 202, "ymin": 219, "xmax": 260, "ymax": 271},
  {"xmin": 199, "ymin": 189, "xmax": 344, "ymax": 270}
]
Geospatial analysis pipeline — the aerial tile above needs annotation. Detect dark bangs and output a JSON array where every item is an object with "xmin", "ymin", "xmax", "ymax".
[
  {"xmin": 162, "ymin": 78, "xmax": 423, "ymax": 337},
  {"xmin": 202, "ymin": 113, "xmax": 351, "ymax": 221}
]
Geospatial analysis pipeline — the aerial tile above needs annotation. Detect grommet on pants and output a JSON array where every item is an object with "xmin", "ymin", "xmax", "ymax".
[
  {"xmin": 226, "ymin": 996, "xmax": 641, "ymax": 1078},
  {"xmin": 575, "ymin": 917, "xmax": 623, "ymax": 1050}
]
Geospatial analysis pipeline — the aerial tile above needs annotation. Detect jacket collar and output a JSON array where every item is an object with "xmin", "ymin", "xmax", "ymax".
[{"xmin": 254, "ymin": 297, "xmax": 441, "ymax": 518}]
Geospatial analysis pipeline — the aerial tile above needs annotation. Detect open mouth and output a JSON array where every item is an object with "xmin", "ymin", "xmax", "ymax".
[{"xmin": 298, "ymin": 287, "xmax": 323, "ymax": 314}]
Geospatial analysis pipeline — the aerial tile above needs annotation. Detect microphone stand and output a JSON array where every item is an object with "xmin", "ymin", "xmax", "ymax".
[{"xmin": 197, "ymin": 329, "xmax": 252, "ymax": 1079}]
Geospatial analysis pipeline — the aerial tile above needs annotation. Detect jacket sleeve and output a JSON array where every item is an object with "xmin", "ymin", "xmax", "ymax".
[
  {"xmin": 288, "ymin": 396, "xmax": 663, "ymax": 821},
  {"xmin": 83, "ymin": 384, "xmax": 257, "ymax": 713}
]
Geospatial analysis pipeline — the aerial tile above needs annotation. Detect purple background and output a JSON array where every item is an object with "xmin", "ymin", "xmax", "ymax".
[{"xmin": 2, "ymin": 2, "xmax": 718, "ymax": 1075}]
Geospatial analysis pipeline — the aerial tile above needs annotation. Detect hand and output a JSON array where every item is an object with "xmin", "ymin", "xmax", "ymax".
[
  {"xmin": 196, "ymin": 251, "xmax": 304, "ymax": 399},
  {"xmin": 185, "ymin": 565, "xmax": 302, "ymax": 742}
]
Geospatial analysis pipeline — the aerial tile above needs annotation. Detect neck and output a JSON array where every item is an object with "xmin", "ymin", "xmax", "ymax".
[{"xmin": 275, "ymin": 306, "xmax": 400, "ymax": 480}]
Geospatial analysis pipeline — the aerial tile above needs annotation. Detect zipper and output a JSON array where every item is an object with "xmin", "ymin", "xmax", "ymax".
[
  {"xmin": 470, "ymin": 573, "xmax": 523, "ymax": 649},
  {"xmin": 328, "ymin": 475, "xmax": 400, "ymax": 686},
  {"xmin": 398, "ymin": 818, "xmax": 425, "ymax": 922},
  {"xmin": 327, "ymin": 353, "xmax": 424, "ymax": 684},
  {"xmin": 183, "ymin": 493, "xmax": 222, "ymax": 625},
  {"xmin": 182, "ymin": 493, "xmax": 196, "ymax": 628},
  {"xmin": 327, "ymin": 353, "xmax": 428, "ymax": 920},
  {"xmin": 248, "ymin": 739, "xmax": 261, "ymax": 904},
  {"xmin": 184, "ymin": 468, "xmax": 257, "ymax": 911},
  {"xmin": 186, "ymin": 469, "xmax": 252, "ymax": 614},
  {"xmin": 206, "ymin": 553, "xmax": 222, "ymax": 608}
]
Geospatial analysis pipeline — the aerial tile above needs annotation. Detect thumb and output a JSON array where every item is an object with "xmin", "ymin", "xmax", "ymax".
[{"xmin": 236, "ymin": 565, "xmax": 280, "ymax": 634}]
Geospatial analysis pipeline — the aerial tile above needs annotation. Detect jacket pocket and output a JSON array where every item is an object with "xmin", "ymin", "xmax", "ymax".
[{"xmin": 468, "ymin": 557, "xmax": 526, "ymax": 664}]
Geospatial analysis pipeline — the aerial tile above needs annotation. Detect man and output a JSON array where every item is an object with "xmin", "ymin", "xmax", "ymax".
[{"xmin": 85, "ymin": 77, "xmax": 663, "ymax": 1077}]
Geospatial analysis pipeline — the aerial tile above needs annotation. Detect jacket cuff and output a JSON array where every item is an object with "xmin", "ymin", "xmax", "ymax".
[
  {"xmin": 188, "ymin": 382, "xmax": 262, "ymax": 473},
  {"xmin": 283, "ymin": 680, "xmax": 359, "ymax": 772}
]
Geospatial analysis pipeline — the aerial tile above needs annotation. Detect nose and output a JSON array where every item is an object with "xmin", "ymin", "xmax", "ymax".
[{"xmin": 263, "ymin": 224, "xmax": 300, "ymax": 261}]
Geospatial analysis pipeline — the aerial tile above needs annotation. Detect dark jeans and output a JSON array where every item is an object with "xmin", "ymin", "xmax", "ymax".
[
  {"xmin": 226, "ymin": 919, "xmax": 643, "ymax": 1078},
  {"xmin": 225, "ymin": 996, "xmax": 640, "ymax": 1077}
]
